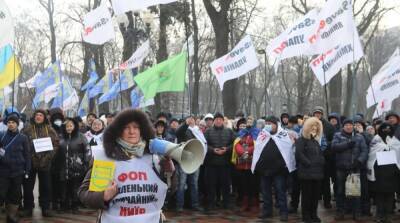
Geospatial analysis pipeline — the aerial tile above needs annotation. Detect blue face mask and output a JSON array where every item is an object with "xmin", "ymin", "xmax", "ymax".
[{"xmin": 264, "ymin": 124, "xmax": 273, "ymax": 133}]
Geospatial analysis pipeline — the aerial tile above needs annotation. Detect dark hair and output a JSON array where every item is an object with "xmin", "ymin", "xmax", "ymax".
[
  {"xmin": 103, "ymin": 109, "xmax": 155, "ymax": 158},
  {"xmin": 61, "ymin": 117, "xmax": 79, "ymax": 138}
]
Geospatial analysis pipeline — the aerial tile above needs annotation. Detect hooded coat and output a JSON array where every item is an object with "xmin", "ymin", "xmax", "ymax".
[
  {"xmin": 295, "ymin": 117, "xmax": 325, "ymax": 180},
  {"xmin": 78, "ymin": 109, "xmax": 157, "ymax": 222},
  {"xmin": 22, "ymin": 109, "xmax": 59, "ymax": 171}
]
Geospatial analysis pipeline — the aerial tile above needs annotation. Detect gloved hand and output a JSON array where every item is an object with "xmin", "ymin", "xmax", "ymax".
[{"xmin": 348, "ymin": 139, "xmax": 356, "ymax": 148}]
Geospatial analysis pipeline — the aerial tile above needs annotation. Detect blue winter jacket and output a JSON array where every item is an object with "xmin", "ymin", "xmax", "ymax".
[{"xmin": 0, "ymin": 130, "xmax": 31, "ymax": 177}]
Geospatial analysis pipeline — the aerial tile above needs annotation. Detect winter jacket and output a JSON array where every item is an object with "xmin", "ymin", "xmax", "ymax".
[
  {"xmin": 176, "ymin": 123, "xmax": 196, "ymax": 143},
  {"xmin": 234, "ymin": 134, "xmax": 255, "ymax": 170},
  {"xmin": 204, "ymin": 125, "xmax": 235, "ymax": 166},
  {"xmin": 55, "ymin": 131, "xmax": 91, "ymax": 180},
  {"xmin": 22, "ymin": 123, "xmax": 59, "ymax": 171},
  {"xmin": 321, "ymin": 118, "xmax": 335, "ymax": 142},
  {"xmin": 331, "ymin": 130, "xmax": 368, "ymax": 170},
  {"xmin": 367, "ymin": 135, "xmax": 400, "ymax": 193},
  {"xmin": 0, "ymin": 130, "xmax": 31, "ymax": 178},
  {"xmin": 295, "ymin": 137, "xmax": 325, "ymax": 180}
]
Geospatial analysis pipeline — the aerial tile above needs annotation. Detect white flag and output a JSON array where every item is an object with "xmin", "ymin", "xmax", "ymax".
[
  {"xmin": 310, "ymin": 26, "xmax": 363, "ymax": 85},
  {"xmin": 119, "ymin": 40, "xmax": 150, "ymax": 70},
  {"xmin": 373, "ymin": 99, "xmax": 393, "ymax": 118},
  {"xmin": 43, "ymin": 83, "xmax": 60, "ymax": 103},
  {"xmin": 307, "ymin": 0, "xmax": 356, "ymax": 54},
  {"xmin": 366, "ymin": 48, "xmax": 400, "ymax": 108},
  {"xmin": 182, "ymin": 34, "xmax": 194, "ymax": 57},
  {"xmin": 19, "ymin": 71, "xmax": 42, "ymax": 88},
  {"xmin": 83, "ymin": 4, "xmax": 115, "ymax": 45},
  {"xmin": 111, "ymin": 0, "xmax": 177, "ymax": 15},
  {"xmin": 266, "ymin": 9, "xmax": 318, "ymax": 63},
  {"xmin": 0, "ymin": 0, "xmax": 14, "ymax": 48},
  {"xmin": 210, "ymin": 35, "xmax": 260, "ymax": 90}
]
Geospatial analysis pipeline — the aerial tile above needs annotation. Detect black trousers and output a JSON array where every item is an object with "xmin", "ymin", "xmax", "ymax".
[
  {"xmin": 237, "ymin": 169, "xmax": 259, "ymax": 200},
  {"xmin": 322, "ymin": 159, "xmax": 336, "ymax": 204},
  {"xmin": 205, "ymin": 165, "xmax": 231, "ymax": 208},
  {"xmin": 51, "ymin": 172, "xmax": 62, "ymax": 209},
  {"xmin": 0, "ymin": 175, "xmax": 23, "ymax": 205},
  {"xmin": 23, "ymin": 169, "xmax": 51, "ymax": 210},
  {"xmin": 375, "ymin": 192, "xmax": 394, "ymax": 220},
  {"xmin": 300, "ymin": 179, "xmax": 322, "ymax": 221},
  {"xmin": 60, "ymin": 177, "xmax": 81, "ymax": 210},
  {"xmin": 289, "ymin": 171, "xmax": 301, "ymax": 209}
]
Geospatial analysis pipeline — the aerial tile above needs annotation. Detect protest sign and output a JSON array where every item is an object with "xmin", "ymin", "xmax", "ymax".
[
  {"xmin": 33, "ymin": 137, "xmax": 53, "ymax": 153},
  {"xmin": 89, "ymin": 159, "xmax": 116, "ymax": 192}
]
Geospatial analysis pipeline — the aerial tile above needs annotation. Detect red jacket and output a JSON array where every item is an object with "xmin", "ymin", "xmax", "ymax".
[{"xmin": 234, "ymin": 135, "xmax": 255, "ymax": 170}]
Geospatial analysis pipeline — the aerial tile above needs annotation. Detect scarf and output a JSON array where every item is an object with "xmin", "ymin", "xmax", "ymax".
[
  {"xmin": 116, "ymin": 138, "xmax": 146, "ymax": 157},
  {"xmin": 238, "ymin": 127, "xmax": 260, "ymax": 140}
]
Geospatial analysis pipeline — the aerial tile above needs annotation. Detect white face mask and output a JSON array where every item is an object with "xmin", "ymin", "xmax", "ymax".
[
  {"xmin": 264, "ymin": 124, "xmax": 273, "ymax": 133},
  {"xmin": 54, "ymin": 119, "xmax": 62, "ymax": 127}
]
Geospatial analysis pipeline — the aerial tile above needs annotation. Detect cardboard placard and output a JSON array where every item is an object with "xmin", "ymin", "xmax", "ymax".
[
  {"xmin": 89, "ymin": 160, "xmax": 116, "ymax": 192},
  {"xmin": 33, "ymin": 137, "xmax": 54, "ymax": 153}
]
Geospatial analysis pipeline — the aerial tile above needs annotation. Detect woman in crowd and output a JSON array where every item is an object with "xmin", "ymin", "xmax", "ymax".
[
  {"xmin": 295, "ymin": 117, "xmax": 325, "ymax": 223},
  {"xmin": 55, "ymin": 118, "xmax": 91, "ymax": 213},
  {"xmin": 78, "ymin": 109, "xmax": 171, "ymax": 223},
  {"xmin": 367, "ymin": 123, "xmax": 400, "ymax": 223},
  {"xmin": 85, "ymin": 118, "xmax": 105, "ymax": 147}
]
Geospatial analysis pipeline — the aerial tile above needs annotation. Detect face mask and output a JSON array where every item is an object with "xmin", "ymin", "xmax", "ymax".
[
  {"xmin": 264, "ymin": 124, "xmax": 273, "ymax": 133},
  {"xmin": 54, "ymin": 119, "xmax": 62, "ymax": 127}
]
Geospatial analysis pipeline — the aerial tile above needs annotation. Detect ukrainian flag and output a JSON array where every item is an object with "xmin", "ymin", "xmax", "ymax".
[{"xmin": 0, "ymin": 44, "xmax": 21, "ymax": 89}]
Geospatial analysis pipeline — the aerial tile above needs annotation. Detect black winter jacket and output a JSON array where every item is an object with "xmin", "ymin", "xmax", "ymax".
[
  {"xmin": 295, "ymin": 137, "xmax": 325, "ymax": 180},
  {"xmin": 204, "ymin": 126, "xmax": 235, "ymax": 166},
  {"xmin": 0, "ymin": 130, "xmax": 31, "ymax": 177},
  {"xmin": 176, "ymin": 123, "xmax": 196, "ymax": 143},
  {"xmin": 331, "ymin": 130, "xmax": 368, "ymax": 170}
]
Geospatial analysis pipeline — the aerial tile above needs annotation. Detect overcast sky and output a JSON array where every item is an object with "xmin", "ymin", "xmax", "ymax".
[{"xmin": 4, "ymin": 0, "xmax": 400, "ymax": 35}]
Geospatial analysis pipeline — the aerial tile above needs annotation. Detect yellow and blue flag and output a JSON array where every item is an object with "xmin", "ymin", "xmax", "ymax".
[{"xmin": 0, "ymin": 44, "xmax": 21, "ymax": 89}]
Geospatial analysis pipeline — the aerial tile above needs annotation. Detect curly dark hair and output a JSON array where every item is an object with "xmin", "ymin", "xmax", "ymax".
[{"xmin": 103, "ymin": 109, "xmax": 155, "ymax": 159}]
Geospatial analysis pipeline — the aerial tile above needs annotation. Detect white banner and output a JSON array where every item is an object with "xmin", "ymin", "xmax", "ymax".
[
  {"xmin": 366, "ymin": 48, "xmax": 400, "ymax": 108},
  {"xmin": 19, "ymin": 71, "xmax": 42, "ymax": 88},
  {"xmin": 373, "ymin": 98, "xmax": 393, "ymax": 118},
  {"xmin": 307, "ymin": 0, "xmax": 355, "ymax": 54},
  {"xmin": 119, "ymin": 40, "xmax": 150, "ymax": 70},
  {"xmin": 43, "ymin": 83, "xmax": 59, "ymax": 103},
  {"xmin": 266, "ymin": 9, "xmax": 318, "ymax": 63},
  {"xmin": 111, "ymin": 0, "xmax": 177, "ymax": 15},
  {"xmin": 310, "ymin": 26, "xmax": 363, "ymax": 85},
  {"xmin": 33, "ymin": 137, "xmax": 54, "ymax": 153},
  {"xmin": 210, "ymin": 35, "xmax": 260, "ymax": 90},
  {"xmin": 0, "ymin": 0, "xmax": 13, "ymax": 49},
  {"xmin": 83, "ymin": 4, "xmax": 115, "ymax": 45}
]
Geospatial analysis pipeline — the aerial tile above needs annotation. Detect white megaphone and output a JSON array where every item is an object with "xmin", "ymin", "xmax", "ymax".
[{"xmin": 149, "ymin": 138, "xmax": 205, "ymax": 174}]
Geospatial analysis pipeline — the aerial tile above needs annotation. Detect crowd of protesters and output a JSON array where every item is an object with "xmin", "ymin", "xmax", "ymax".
[{"xmin": 0, "ymin": 105, "xmax": 399, "ymax": 223}]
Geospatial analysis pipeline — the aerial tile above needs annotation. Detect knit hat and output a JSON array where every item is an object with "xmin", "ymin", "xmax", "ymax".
[
  {"xmin": 236, "ymin": 117, "xmax": 247, "ymax": 129},
  {"xmin": 385, "ymin": 111, "xmax": 399, "ymax": 121},
  {"xmin": 6, "ymin": 115, "xmax": 19, "ymax": 126},
  {"xmin": 342, "ymin": 118, "xmax": 354, "ymax": 126},
  {"xmin": 214, "ymin": 112, "xmax": 224, "ymax": 120},
  {"xmin": 265, "ymin": 116, "xmax": 279, "ymax": 125},
  {"xmin": 313, "ymin": 106, "xmax": 324, "ymax": 115}
]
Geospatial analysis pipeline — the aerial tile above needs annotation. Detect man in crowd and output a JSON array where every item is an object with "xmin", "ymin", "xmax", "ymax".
[
  {"xmin": 385, "ymin": 111, "xmax": 400, "ymax": 140},
  {"xmin": 175, "ymin": 115, "xmax": 205, "ymax": 212},
  {"xmin": 252, "ymin": 116, "xmax": 295, "ymax": 222},
  {"xmin": 22, "ymin": 109, "xmax": 59, "ymax": 217},
  {"xmin": 204, "ymin": 114, "xmax": 214, "ymax": 130},
  {"xmin": 204, "ymin": 112, "xmax": 235, "ymax": 212},
  {"xmin": 332, "ymin": 119, "xmax": 368, "ymax": 221}
]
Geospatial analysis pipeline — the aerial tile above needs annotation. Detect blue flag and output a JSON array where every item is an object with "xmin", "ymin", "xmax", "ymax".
[
  {"xmin": 98, "ymin": 69, "xmax": 135, "ymax": 104},
  {"xmin": 89, "ymin": 71, "xmax": 114, "ymax": 99},
  {"xmin": 32, "ymin": 61, "xmax": 62, "ymax": 108},
  {"xmin": 81, "ymin": 59, "xmax": 99, "ymax": 91},
  {"xmin": 51, "ymin": 77, "xmax": 74, "ymax": 108},
  {"xmin": 78, "ymin": 91, "xmax": 89, "ymax": 117},
  {"xmin": 130, "ymin": 88, "xmax": 141, "ymax": 108}
]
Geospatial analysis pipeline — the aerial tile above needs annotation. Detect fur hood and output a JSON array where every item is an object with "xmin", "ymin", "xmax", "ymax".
[
  {"xmin": 302, "ymin": 117, "xmax": 323, "ymax": 141},
  {"xmin": 103, "ymin": 109, "xmax": 155, "ymax": 159}
]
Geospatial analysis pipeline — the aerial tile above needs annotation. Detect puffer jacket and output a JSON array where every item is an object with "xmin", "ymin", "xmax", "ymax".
[
  {"xmin": 55, "ymin": 126, "xmax": 91, "ymax": 180},
  {"xmin": 204, "ymin": 125, "xmax": 235, "ymax": 166},
  {"xmin": 0, "ymin": 130, "xmax": 31, "ymax": 178},
  {"xmin": 331, "ymin": 130, "xmax": 368, "ymax": 170},
  {"xmin": 22, "ymin": 123, "xmax": 59, "ymax": 171}
]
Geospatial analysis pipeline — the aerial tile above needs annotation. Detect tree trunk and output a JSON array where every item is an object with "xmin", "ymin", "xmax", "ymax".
[
  {"xmin": 190, "ymin": 0, "xmax": 200, "ymax": 115},
  {"xmin": 203, "ymin": 0, "xmax": 235, "ymax": 118},
  {"xmin": 328, "ymin": 70, "xmax": 342, "ymax": 113}
]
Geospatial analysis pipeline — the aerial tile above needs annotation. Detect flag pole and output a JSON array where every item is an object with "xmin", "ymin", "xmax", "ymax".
[
  {"xmin": 322, "ymin": 58, "xmax": 330, "ymax": 115},
  {"xmin": 119, "ymin": 69, "xmax": 123, "ymax": 111},
  {"xmin": 363, "ymin": 58, "xmax": 379, "ymax": 116},
  {"xmin": 183, "ymin": 0, "xmax": 192, "ymax": 115},
  {"xmin": 12, "ymin": 40, "xmax": 16, "ymax": 110},
  {"xmin": 19, "ymin": 73, "xmax": 37, "ymax": 111}
]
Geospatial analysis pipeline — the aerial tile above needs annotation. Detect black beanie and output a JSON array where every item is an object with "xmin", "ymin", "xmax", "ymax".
[{"xmin": 6, "ymin": 115, "xmax": 20, "ymax": 126}]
